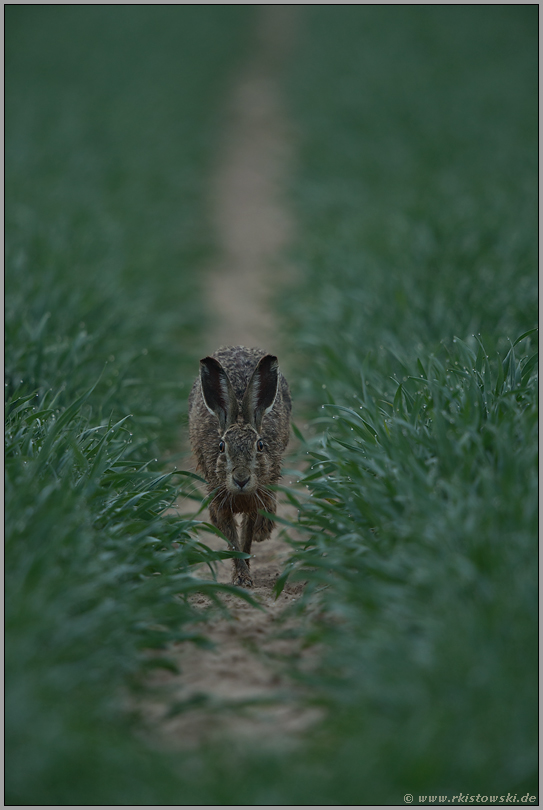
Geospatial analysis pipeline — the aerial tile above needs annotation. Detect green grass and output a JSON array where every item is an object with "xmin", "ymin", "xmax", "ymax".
[
  {"xmin": 271, "ymin": 5, "xmax": 538, "ymax": 803},
  {"xmin": 282, "ymin": 5, "xmax": 536, "ymax": 396},
  {"xmin": 5, "ymin": 6, "xmax": 255, "ymax": 804},
  {"xmin": 275, "ymin": 332, "xmax": 537, "ymax": 802},
  {"xmin": 6, "ymin": 5, "xmax": 255, "ymax": 433}
]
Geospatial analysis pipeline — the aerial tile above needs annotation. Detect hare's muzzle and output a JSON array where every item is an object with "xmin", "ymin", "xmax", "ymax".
[
  {"xmin": 233, "ymin": 475, "xmax": 250, "ymax": 491},
  {"xmin": 229, "ymin": 468, "xmax": 256, "ymax": 494}
]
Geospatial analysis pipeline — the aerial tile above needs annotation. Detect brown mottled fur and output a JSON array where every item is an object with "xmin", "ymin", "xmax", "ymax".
[{"xmin": 188, "ymin": 346, "xmax": 291, "ymax": 587}]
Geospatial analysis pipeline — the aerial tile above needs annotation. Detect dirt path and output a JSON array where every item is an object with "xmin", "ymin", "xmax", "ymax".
[
  {"xmin": 145, "ymin": 7, "xmax": 320, "ymax": 749},
  {"xmin": 202, "ymin": 4, "xmax": 297, "ymax": 355}
]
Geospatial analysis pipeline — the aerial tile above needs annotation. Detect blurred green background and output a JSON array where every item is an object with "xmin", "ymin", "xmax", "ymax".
[{"xmin": 5, "ymin": 5, "xmax": 537, "ymax": 805}]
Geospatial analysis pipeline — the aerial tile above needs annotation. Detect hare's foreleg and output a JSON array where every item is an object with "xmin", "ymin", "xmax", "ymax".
[
  {"xmin": 209, "ymin": 502, "xmax": 253, "ymax": 588},
  {"xmin": 241, "ymin": 513, "xmax": 256, "ymax": 563},
  {"xmin": 253, "ymin": 490, "xmax": 276, "ymax": 543}
]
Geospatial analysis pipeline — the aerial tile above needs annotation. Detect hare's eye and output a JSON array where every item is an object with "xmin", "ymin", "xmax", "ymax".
[
  {"xmin": 218, "ymin": 440, "xmax": 225, "ymax": 453},
  {"xmin": 257, "ymin": 439, "xmax": 264, "ymax": 452}
]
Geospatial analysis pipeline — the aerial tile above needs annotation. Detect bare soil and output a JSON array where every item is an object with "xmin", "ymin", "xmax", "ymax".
[
  {"xmin": 202, "ymin": 4, "xmax": 298, "ymax": 356},
  {"xmin": 144, "ymin": 482, "xmax": 321, "ymax": 750},
  {"xmin": 145, "ymin": 6, "xmax": 321, "ymax": 749}
]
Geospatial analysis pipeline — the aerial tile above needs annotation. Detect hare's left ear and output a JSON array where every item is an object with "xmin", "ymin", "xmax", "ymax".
[{"xmin": 241, "ymin": 354, "xmax": 279, "ymax": 431}]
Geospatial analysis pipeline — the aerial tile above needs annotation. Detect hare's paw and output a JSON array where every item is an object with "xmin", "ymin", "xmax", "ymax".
[
  {"xmin": 232, "ymin": 561, "xmax": 253, "ymax": 588},
  {"xmin": 233, "ymin": 571, "xmax": 254, "ymax": 588}
]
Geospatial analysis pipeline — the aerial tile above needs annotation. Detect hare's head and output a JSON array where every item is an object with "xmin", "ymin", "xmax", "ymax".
[{"xmin": 199, "ymin": 353, "xmax": 279, "ymax": 495}]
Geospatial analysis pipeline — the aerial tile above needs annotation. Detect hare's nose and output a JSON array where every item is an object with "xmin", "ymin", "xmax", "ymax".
[{"xmin": 234, "ymin": 475, "xmax": 250, "ymax": 490}]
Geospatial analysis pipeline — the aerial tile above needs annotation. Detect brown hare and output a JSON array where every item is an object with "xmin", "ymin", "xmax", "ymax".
[{"xmin": 188, "ymin": 346, "xmax": 291, "ymax": 587}]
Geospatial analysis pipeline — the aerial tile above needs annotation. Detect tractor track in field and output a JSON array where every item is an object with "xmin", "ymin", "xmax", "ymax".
[{"xmin": 144, "ymin": 6, "xmax": 322, "ymax": 750}]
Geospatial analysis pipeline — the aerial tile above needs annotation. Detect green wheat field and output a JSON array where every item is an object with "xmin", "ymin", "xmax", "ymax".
[{"xmin": 5, "ymin": 6, "xmax": 537, "ymax": 805}]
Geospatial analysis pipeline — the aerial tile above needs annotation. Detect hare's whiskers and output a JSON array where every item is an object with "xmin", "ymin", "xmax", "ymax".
[{"xmin": 254, "ymin": 489, "xmax": 266, "ymax": 511}]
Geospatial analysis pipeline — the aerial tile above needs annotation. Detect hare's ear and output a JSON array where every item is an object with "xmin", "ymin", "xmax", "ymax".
[
  {"xmin": 200, "ymin": 357, "xmax": 239, "ymax": 431},
  {"xmin": 241, "ymin": 354, "xmax": 279, "ymax": 431}
]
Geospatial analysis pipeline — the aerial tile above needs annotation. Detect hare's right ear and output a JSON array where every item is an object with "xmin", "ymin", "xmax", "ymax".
[{"xmin": 199, "ymin": 357, "xmax": 239, "ymax": 431}]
